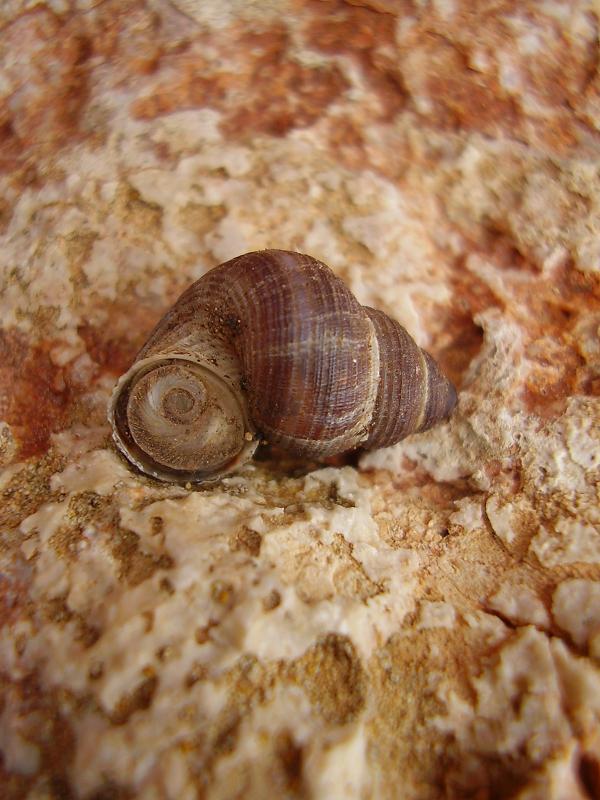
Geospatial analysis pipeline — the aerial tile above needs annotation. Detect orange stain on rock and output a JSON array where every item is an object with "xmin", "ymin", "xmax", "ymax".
[
  {"xmin": 0, "ymin": 0, "xmax": 593, "ymax": 186},
  {"xmin": 400, "ymin": 33, "xmax": 520, "ymax": 135},
  {"xmin": 517, "ymin": 267, "xmax": 600, "ymax": 416},
  {"xmin": 0, "ymin": 7, "xmax": 91, "ymax": 172},
  {"xmin": 0, "ymin": 1, "xmax": 168, "ymax": 180},
  {"xmin": 0, "ymin": 306, "xmax": 158, "ymax": 462},
  {"xmin": 0, "ymin": 331, "xmax": 72, "ymax": 459},
  {"xmin": 76, "ymin": 325, "xmax": 138, "ymax": 384},
  {"xmin": 132, "ymin": 24, "xmax": 348, "ymax": 137},
  {"xmin": 305, "ymin": 0, "xmax": 408, "ymax": 122},
  {"xmin": 446, "ymin": 249, "xmax": 600, "ymax": 417}
]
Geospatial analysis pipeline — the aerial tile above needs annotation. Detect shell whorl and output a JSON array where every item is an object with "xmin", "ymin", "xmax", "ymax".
[
  {"xmin": 363, "ymin": 307, "xmax": 457, "ymax": 449},
  {"xmin": 109, "ymin": 250, "xmax": 457, "ymax": 484}
]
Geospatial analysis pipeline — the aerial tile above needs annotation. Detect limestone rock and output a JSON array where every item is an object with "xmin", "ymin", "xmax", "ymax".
[{"xmin": 1, "ymin": 1, "xmax": 599, "ymax": 798}]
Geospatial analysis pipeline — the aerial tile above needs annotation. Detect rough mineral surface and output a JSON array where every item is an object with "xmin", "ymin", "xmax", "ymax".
[{"xmin": 1, "ymin": 1, "xmax": 600, "ymax": 799}]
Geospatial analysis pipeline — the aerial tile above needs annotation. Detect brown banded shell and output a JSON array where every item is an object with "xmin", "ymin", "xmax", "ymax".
[{"xmin": 108, "ymin": 250, "xmax": 457, "ymax": 484}]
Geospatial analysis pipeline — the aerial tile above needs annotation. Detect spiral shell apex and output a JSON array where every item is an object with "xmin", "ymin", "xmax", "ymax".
[{"xmin": 108, "ymin": 250, "xmax": 457, "ymax": 484}]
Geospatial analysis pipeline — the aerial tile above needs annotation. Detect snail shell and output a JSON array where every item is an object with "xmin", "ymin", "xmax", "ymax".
[{"xmin": 108, "ymin": 250, "xmax": 457, "ymax": 484}]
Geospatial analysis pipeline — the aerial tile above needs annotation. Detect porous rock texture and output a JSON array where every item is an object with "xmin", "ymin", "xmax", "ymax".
[{"xmin": 1, "ymin": 1, "xmax": 600, "ymax": 798}]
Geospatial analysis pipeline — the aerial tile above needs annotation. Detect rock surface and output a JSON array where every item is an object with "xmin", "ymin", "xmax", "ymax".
[{"xmin": 1, "ymin": 1, "xmax": 600, "ymax": 798}]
